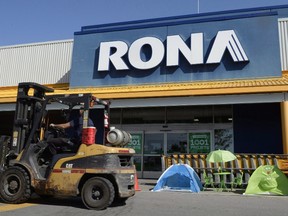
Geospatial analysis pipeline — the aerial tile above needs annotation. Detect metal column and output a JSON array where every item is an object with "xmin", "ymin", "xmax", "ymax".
[{"xmin": 281, "ymin": 101, "xmax": 288, "ymax": 154}]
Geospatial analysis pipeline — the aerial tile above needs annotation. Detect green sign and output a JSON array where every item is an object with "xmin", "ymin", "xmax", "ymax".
[
  {"xmin": 127, "ymin": 133, "xmax": 142, "ymax": 154},
  {"xmin": 189, "ymin": 132, "xmax": 211, "ymax": 153}
]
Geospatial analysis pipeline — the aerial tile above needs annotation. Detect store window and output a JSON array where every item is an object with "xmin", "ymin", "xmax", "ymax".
[
  {"xmin": 143, "ymin": 156, "xmax": 162, "ymax": 171},
  {"xmin": 111, "ymin": 105, "xmax": 233, "ymax": 125},
  {"xmin": 110, "ymin": 108, "xmax": 121, "ymax": 124},
  {"xmin": 167, "ymin": 133, "xmax": 188, "ymax": 153},
  {"xmin": 122, "ymin": 107, "xmax": 165, "ymax": 124},
  {"xmin": 214, "ymin": 105, "xmax": 233, "ymax": 123},
  {"xmin": 214, "ymin": 128, "xmax": 233, "ymax": 151},
  {"xmin": 144, "ymin": 133, "xmax": 163, "ymax": 154},
  {"xmin": 167, "ymin": 106, "xmax": 213, "ymax": 123}
]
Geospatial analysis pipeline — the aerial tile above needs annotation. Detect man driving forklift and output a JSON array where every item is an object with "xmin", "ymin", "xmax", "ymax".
[
  {"xmin": 0, "ymin": 83, "xmax": 136, "ymax": 210},
  {"xmin": 48, "ymin": 99, "xmax": 96, "ymax": 152}
]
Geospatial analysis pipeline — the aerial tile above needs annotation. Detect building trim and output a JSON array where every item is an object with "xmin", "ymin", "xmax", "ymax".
[
  {"xmin": 77, "ymin": 11, "xmax": 277, "ymax": 35},
  {"xmin": 0, "ymin": 73, "xmax": 288, "ymax": 104}
]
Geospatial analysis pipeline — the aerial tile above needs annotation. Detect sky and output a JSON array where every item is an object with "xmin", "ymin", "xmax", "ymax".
[{"xmin": 0, "ymin": 0, "xmax": 288, "ymax": 46}]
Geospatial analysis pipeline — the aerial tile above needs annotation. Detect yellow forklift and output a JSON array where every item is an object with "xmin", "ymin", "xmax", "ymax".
[{"xmin": 0, "ymin": 82, "xmax": 135, "ymax": 210}]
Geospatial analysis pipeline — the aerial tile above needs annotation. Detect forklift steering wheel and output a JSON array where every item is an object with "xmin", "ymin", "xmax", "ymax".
[{"xmin": 49, "ymin": 126, "xmax": 66, "ymax": 138}]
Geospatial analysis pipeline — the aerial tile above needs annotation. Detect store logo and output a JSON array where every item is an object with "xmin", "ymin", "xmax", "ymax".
[{"xmin": 97, "ymin": 30, "xmax": 248, "ymax": 71}]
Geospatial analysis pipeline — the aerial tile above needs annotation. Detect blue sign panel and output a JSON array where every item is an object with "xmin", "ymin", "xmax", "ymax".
[{"xmin": 70, "ymin": 9, "xmax": 282, "ymax": 88}]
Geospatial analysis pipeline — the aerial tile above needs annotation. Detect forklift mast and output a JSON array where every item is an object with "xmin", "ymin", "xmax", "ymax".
[{"xmin": 10, "ymin": 82, "xmax": 54, "ymax": 155}]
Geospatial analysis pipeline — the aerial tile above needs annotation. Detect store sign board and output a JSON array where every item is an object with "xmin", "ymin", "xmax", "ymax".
[
  {"xmin": 126, "ymin": 133, "xmax": 142, "ymax": 154},
  {"xmin": 70, "ymin": 12, "xmax": 281, "ymax": 87},
  {"xmin": 189, "ymin": 132, "xmax": 211, "ymax": 153},
  {"xmin": 98, "ymin": 30, "xmax": 249, "ymax": 71}
]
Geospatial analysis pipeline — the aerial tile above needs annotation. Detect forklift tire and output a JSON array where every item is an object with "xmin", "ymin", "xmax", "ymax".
[
  {"xmin": 81, "ymin": 177, "xmax": 115, "ymax": 210},
  {"xmin": 0, "ymin": 166, "xmax": 31, "ymax": 203}
]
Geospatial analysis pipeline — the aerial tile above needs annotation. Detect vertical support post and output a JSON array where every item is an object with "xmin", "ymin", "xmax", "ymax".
[{"xmin": 280, "ymin": 101, "xmax": 288, "ymax": 154}]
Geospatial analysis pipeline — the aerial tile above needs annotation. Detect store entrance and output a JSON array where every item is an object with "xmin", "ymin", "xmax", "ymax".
[
  {"xmin": 129, "ymin": 129, "xmax": 214, "ymax": 179},
  {"xmin": 112, "ymin": 104, "xmax": 233, "ymax": 178},
  {"xmin": 141, "ymin": 132, "xmax": 191, "ymax": 178}
]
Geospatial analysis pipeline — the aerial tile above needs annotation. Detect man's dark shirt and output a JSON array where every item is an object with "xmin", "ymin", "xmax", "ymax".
[{"xmin": 69, "ymin": 115, "xmax": 94, "ymax": 144}]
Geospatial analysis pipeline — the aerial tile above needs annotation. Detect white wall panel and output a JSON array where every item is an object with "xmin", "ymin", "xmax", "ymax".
[
  {"xmin": 0, "ymin": 40, "xmax": 73, "ymax": 87},
  {"xmin": 278, "ymin": 18, "xmax": 288, "ymax": 71}
]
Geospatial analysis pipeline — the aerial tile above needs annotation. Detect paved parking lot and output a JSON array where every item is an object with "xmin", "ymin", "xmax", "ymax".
[{"xmin": 1, "ymin": 178, "xmax": 286, "ymax": 216}]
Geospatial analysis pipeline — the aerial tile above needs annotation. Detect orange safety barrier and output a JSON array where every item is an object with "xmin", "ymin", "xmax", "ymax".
[
  {"xmin": 278, "ymin": 159, "xmax": 288, "ymax": 175},
  {"xmin": 162, "ymin": 153, "xmax": 288, "ymax": 186}
]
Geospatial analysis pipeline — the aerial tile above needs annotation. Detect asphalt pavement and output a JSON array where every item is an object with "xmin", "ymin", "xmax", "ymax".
[
  {"xmin": 138, "ymin": 178, "xmax": 157, "ymax": 191},
  {"xmin": 137, "ymin": 178, "xmax": 246, "ymax": 195},
  {"xmin": 1, "ymin": 178, "xmax": 286, "ymax": 216}
]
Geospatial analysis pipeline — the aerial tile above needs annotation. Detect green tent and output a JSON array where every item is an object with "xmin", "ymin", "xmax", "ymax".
[{"xmin": 244, "ymin": 165, "xmax": 288, "ymax": 195}]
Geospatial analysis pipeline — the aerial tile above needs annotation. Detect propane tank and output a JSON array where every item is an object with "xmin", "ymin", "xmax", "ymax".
[{"xmin": 107, "ymin": 128, "xmax": 131, "ymax": 147}]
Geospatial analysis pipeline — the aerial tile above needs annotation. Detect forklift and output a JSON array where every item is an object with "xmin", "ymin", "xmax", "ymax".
[{"xmin": 0, "ymin": 82, "xmax": 136, "ymax": 210}]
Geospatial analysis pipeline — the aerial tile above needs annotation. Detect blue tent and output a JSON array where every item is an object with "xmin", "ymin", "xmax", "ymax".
[{"xmin": 152, "ymin": 164, "xmax": 203, "ymax": 192}]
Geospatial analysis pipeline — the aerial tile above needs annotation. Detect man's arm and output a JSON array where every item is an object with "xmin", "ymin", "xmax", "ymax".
[{"xmin": 50, "ymin": 122, "xmax": 71, "ymax": 129}]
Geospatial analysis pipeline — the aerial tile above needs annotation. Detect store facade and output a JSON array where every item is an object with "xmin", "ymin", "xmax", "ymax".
[
  {"xmin": 1, "ymin": 5, "xmax": 288, "ymax": 178},
  {"xmin": 68, "ymin": 5, "xmax": 288, "ymax": 177}
]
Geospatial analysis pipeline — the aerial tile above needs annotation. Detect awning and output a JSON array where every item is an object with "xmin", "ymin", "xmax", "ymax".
[{"xmin": 1, "ymin": 72, "xmax": 288, "ymax": 105}]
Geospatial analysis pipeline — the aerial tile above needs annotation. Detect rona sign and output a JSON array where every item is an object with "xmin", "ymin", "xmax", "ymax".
[
  {"xmin": 70, "ymin": 11, "xmax": 281, "ymax": 88},
  {"xmin": 98, "ymin": 30, "xmax": 249, "ymax": 71}
]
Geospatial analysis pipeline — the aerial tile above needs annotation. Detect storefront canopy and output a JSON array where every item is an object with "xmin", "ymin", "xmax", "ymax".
[{"xmin": 1, "ymin": 73, "xmax": 288, "ymax": 105}]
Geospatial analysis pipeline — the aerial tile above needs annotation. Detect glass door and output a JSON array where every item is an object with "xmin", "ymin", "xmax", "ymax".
[
  {"xmin": 142, "ymin": 133, "xmax": 164, "ymax": 178},
  {"xmin": 167, "ymin": 133, "xmax": 188, "ymax": 154},
  {"xmin": 126, "ymin": 129, "xmax": 230, "ymax": 179},
  {"xmin": 140, "ymin": 131, "xmax": 213, "ymax": 178}
]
